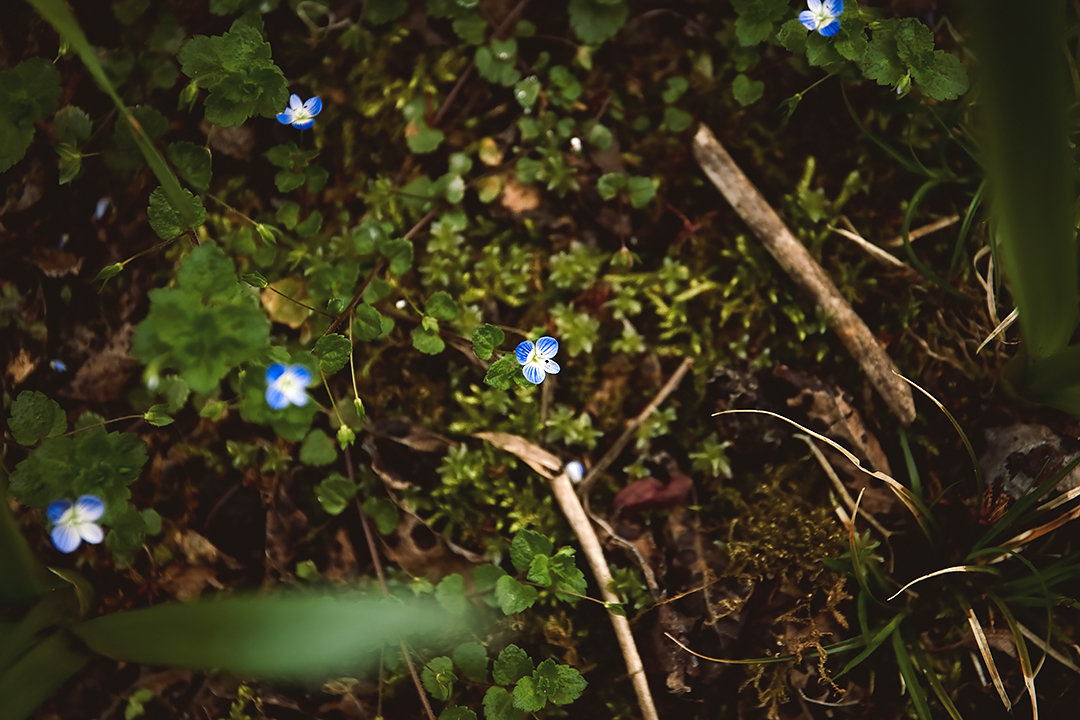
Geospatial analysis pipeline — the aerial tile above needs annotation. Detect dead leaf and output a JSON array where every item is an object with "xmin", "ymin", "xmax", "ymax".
[
  {"xmin": 474, "ymin": 431, "xmax": 561, "ymax": 478},
  {"xmin": 500, "ymin": 176, "xmax": 540, "ymax": 213},
  {"xmin": 261, "ymin": 278, "xmax": 311, "ymax": 329},
  {"xmin": 6, "ymin": 347, "xmax": 36, "ymax": 385},
  {"xmin": 201, "ymin": 121, "xmax": 255, "ymax": 160},
  {"xmin": 59, "ymin": 323, "xmax": 139, "ymax": 402}
]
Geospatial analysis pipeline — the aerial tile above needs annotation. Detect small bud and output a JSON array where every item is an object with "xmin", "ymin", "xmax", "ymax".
[
  {"xmin": 565, "ymin": 461, "xmax": 584, "ymax": 484},
  {"xmin": 179, "ymin": 82, "xmax": 198, "ymax": 111},
  {"xmin": 896, "ymin": 74, "xmax": 912, "ymax": 98},
  {"xmin": 94, "ymin": 262, "xmax": 124, "ymax": 283},
  {"xmin": 353, "ymin": 397, "xmax": 366, "ymax": 424},
  {"xmin": 337, "ymin": 425, "xmax": 356, "ymax": 449},
  {"xmin": 241, "ymin": 271, "xmax": 269, "ymax": 289},
  {"xmin": 254, "ymin": 223, "xmax": 278, "ymax": 244}
]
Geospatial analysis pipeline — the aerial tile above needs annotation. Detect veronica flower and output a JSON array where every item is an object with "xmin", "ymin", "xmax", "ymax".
[
  {"xmin": 266, "ymin": 363, "xmax": 312, "ymax": 410},
  {"xmin": 47, "ymin": 495, "xmax": 105, "ymax": 553},
  {"xmin": 799, "ymin": 0, "xmax": 843, "ymax": 37},
  {"xmin": 515, "ymin": 336, "xmax": 561, "ymax": 385},
  {"xmin": 276, "ymin": 94, "xmax": 322, "ymax": 130}
]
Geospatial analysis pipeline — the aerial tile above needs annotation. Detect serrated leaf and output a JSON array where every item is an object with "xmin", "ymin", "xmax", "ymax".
[
  {"xmin": 806, "ymin": 31, "xmax": 843, "ymax": 67},
  {"xmin": 405, "ymin": 117, "xmax": 445, "ymax": 154},
  {"xmin": 776, "ymin": 17, "xmax": 809, "ymax": 54},
  {"xmin": 0, "ymin": 57, "xmax": 62, "ymax": 172},
  {"xmin": 492, "ymin": 644, "xmax": 533, "ymax": 685},
  {"xmin": 300, "ymin": 429, "xmax": 337, "ymax": 467},
  {"xmin": 147, "ymin": 186, "xmax": 206, "ymax": 239},
  {"xmin": 8, "ymin": 390, "xmax": 67, "ymax": 446},
  {"xmin": 483, "ymin": 356, "xmax": 517, "ymax": 390},
  {"xmin": 494, "ymin": 575, "xmax": 538, "ymax": 615},
  {"xmin": 548, "ymin": 663, "xmax": 587, "ymax": 705},
  {"xmin": 509, "ymin": 529, "xmax": 553, "ymax": 573},
  {"xmin": 312, "ymin": 333, "xmax": 352, "ymax": 374},
  {"xmin": 412, "ymin": 325, "xmax": 445, "ymax": 355},
  {"xmin": 437, "ymin": 707, "xmax": 475, "ymax": 720},
  {"xmin": 452, "ymin": 641, "xmax": 488, "ymax": 683},
  {"xmin": 912, "ymin": 51, "xmax": 969, "ymax": 101},
  {"xmin": 484, "ymin": 686, "xmax": 524, "ymax": 720},
  {"xmin": 435, "ymin": 574, "xmax": 469, "ymax": 616},
  {"xmin": 54, "ymin": 106, "xmax": 92, "ymax": 146},
  {"xmin": 471, "ymin": 324, "xmax": 505, "ymax": 361},
  {"xmin": 512, "ymin": 676, "xmax": 544, "ymax": 712},
  {"xmin": 425, "ymin": 291, "xmax": 458, "ymax": 321},
  {"xmin": 527, "ymin": 554, "xmax": 551, "ymax": 586},
  {"xmin": 315, "ymin": 472, "xmax": 357, "ymax": 515},
  {"xmin": 421, "ymin": 656, "xmax": 455, "ymax": 701},
  {"xmin": 550, "ymin": 552, "xmax": 587, "ymax": 601},
  {"xmin": 167, "ymin": 141, "xmax": 212, "ymax": 194}
]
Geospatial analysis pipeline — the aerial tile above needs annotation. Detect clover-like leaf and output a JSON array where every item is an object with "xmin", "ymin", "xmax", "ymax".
[{"xmin": 315, "ymin": 473, "xmax": 357, "ymax": 515}]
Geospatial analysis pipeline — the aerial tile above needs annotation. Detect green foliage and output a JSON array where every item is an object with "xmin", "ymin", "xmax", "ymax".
[
  {"xmin": 8, "ymin": 391, "xmax": 67, "ymax": 447},
  {"xmin": 147, "ymin": 187, "xmax": 206, "ymax": 239},
  {"xmin": 299, "ymin": 429, "xmax": 337, "ymax": 466},
  {"xmin": 476, "ymin": 38, "xmax": 520, "ymax": 87},
  {"xmin": 316, "ymin": 473, "xmax": 358, "ymax": 515},
  {"xmin": 471, "ymin": 324, "xmax": 505, "ymax": 361},
  {"xmin": 0, "ymin": 57, "xmax": 61, "ymax": 172},
  {"xmin": 422, "ymin": 655, "xmax": 456, "ymax": 700},
  {"xmin": 167, "ymin": 141, "xmax": 212, "ymax": 193},
  {"xmin": 9, "ymin": 421, "xmax": 148, "ymax": 519},
  {"xmin": 596, "ymin": 173, "xmax": 656, "ymax": 208},
  {"xmin": 132, "ymin": 243, "xmax": 270, "ymax": 394},
  {"xmin": 513, "ymin": 658, "xmax": 586, "ymax": 711},
  {"xmin": 567, "ymin": 0, "xmax": 628, "ymax": 45},
  {"xmin": 361, "ymin": 497, "xmax": 398, "ymax": 533},
  {"xmin": 492, "ymin": 644, "xmax": 533, "ymax": 685},
  {"xmin": 266, "ymin": 142, "xmax": 320, "ymax": 193},
  {"xmin": 312, "ymin": 334, "xmax": 352, "ymax": 374},
  {"xmin": 452, "ymin": 641, "xmax": 488, "ymax": 682},
  {"xmin": 483, "ymin": 687, "xmax": 523, "ymax": 720},
  {"xmin": 403, "ymin": 97, "xmax": 444, "ymax": 154},
  {"xmin": 177, "ymin": 17, "xmax": 288, "ymax": 126},
  {"xmin": 732, "ymin": 73, "xmax": 765, "ymax": 106},
  {"xmin": 54, "ymin": 106, "xmax": 93, "ymax": 183},
  {"xmin": 731, "ymin": 0, "xmax": 788, "ymax": 46}
]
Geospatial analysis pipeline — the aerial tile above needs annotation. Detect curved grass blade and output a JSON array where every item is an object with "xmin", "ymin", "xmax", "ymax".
[
  {"xmin": 950, "ymin": 179, "xmax": 986, "ymax": 273},
  {"xmin": 892, "ymin": 628, "xmax": 933, "ymax": 720},
  {"xmin": 26, "ymin": 0, "xmax": 200, "ymax": 229},
  {"xmin": 899, "ymin": 180, "xmax": 972, "ymax": 302},
  {"xmin": 834, "ymin": 611, "xmax": 904, "ymax": 680},
  {"xmin": 907, "ymin": 639, "xmax": 965, "ymax": 720},
  {"xmin": 886, "ymin": 565, "xmax": 999, "ymax": 602},
  {"xmin": 0, "ymin": 631, "xmax": 91, "ymax": 720},
  {"xmin": 841, "ymin": 87, "xmax": 925, "ymax": 177},
  {"xmin": 989, "ymin": 592, "xmax": 1039, "ymax": 720},
  {"xmin": 663, "ymin": 631, "xmax": 868, "ymax": 666},
  {"xmin": 897, "ymin": 426, "xmax": 922, "ymax": 500},
  {"xmin": 73, "ymin": 594, "xmax": 453, "ymax": 681},
  {"xmin": 957, "ymin": 594, "xmax": 1011, "ymax": 711}
]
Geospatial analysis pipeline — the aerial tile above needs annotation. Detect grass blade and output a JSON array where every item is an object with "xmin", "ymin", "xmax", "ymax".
[
  {"xmin": 892, "ymin": 627, "xmax": 933, "ymax": 720},
  {"xmin": 0, "ymin": 631, "xmax": 91, "ymax": 720},
  {"xmin": 989, "ymin": 593, "xmax": 1039, "ymax": 720},
  {"xmin": 957, "ymin": 594, "xmax": 1011, "ymax": 711}
]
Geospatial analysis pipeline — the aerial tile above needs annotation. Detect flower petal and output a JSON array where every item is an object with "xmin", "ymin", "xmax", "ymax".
[
  {"xmin": 266, "ymin": 364, "xmax": 286, "ymax": 383},
  {"xmin": 535, "ymin": 336, "xmax": 559, "ymax": 359},
  {"xmin": 798, "ymin": 10, "xmax": 818, "ymax": 30},
  {"xmin": 289, "ymin": 94, "xmax": 303, "ymax": 110},
  {"xmin": 303, "ymin": 97, "xmax": 322, "ymax": 116},
  {"xmin": 819, "ymin": 18, "xmax": 841, "ymax": 36},
  {"xmin": 46, "ymin": 499, "xmax": 72, "ymax": 524},
  {"xmin": 541, "ymin": 359, "xmax": 560, "ymax": 376},
  {"xmin": 806, "ymin": 0, "xmax": 823, "ymax": 12},
  {"xmin": 75, "ymin": 495, "xmax": 105, "ymax": 521},
  {"xmin": 282, "ymin": 383, "xmax": 309, "ymax": 407},
  {"xmin": 276, "ymin": 111, "xmax": 295, "ymax": 125},
  {"xmin": 823, "ymin": 0, "xmax": 843, "ymax": 17},
  {"xmin": 51, "ymin": 524, "xmax": 81, "ymax": 553},
  {"xmin": 522, "ymin": 362, "xmax": 546, "ymax": 385},
  {"xmin": 565, "ymin": 461, "xmax": 584, "ymax": 483},
  {"xmin": 292, "ymin": 118, "xmax": 315, "ymax": 130},
  {"xmin": 79, "ymin": 523, "xmax": 104, "ymax": 545},
  {"xmin": 286, "ymin": 365, "xmax": 312, "ymax": 385},
  {"xmin": 266, "ymin": 384, "xmax": 290, "ymax": 410},
  {"xmin": 515, "ymin": 341, "xmax": 535, "ymax": 365}
]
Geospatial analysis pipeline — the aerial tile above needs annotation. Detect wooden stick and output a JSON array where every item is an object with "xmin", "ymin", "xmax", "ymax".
[{"xmin": 692, "ymin": 124, "xmax": 916, "ymax": 425}]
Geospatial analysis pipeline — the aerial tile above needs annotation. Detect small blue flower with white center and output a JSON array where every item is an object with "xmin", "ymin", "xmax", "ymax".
[
  {"xmin": 266, "ymin": 363, "xmax": 312, "ymax": 410},
  {"xmin": 47, "ymin": 495, "xmax": 105, "ymax": 553},
  {"xmin": 276, "ymin": 94, "xmax": 322, "ymax": 130},
  {"xmin": 799, "ymin": 0, "xmax": 843, "ymax": 37},
  {"xmin": 515, "ymin": 336, "xmax": 561, "ymax": 385},
  {"xmin": 565, "ymin": 461, "xmax": 584, "ymax": 484}
]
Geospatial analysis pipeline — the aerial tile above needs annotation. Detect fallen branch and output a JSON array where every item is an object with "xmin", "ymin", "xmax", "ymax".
[{"xmin": 692, "ymin": 124, "xmax": 916, "ymax": 425}]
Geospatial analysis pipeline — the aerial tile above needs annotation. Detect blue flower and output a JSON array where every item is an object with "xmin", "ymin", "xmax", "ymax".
[
  {"xmin": 515, "ymin": 336, "xmax": 561, "ymax": 385},
  {"xmin": 46, "ymin": 495, "xmax": 105, "ymax": 553},
  {"xmin": 276, "ymin": 94, "xmax": 322, "ymax": 130},
  {"xmin": 565, "ymin": 461, "xmax": 584, "ymax": 483},
  {"xmin": 799, "ymin": 0, "xmax": 843, "ymax": 37},
  {"xmin": 266, "ymin": 363, "xmax": 312, "ymax": 409}
]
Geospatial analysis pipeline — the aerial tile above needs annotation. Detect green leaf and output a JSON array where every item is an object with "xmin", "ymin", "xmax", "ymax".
[
  {"xmin": 421, "ymin": 656, "xmax": 456, "ymax": 701},
  {"xmin": 73, "ymin": 594, "xmax": 450, "ymax": 680},
  {"xmin": 95, "ymin": 263, "xmax": 124, "ymax": 283},
  {"xmin": 471, "ymin": 324, "xmax": 505, "ymax": 361},
  {"xmin": 452, "ymin": 641, "xmax": 488, "ymax": 683},
  {"xmin": 512, "ymin": 675, "xmax": 544, "ymax": 712},
  {"xmin": 857, "ymin": 18, "xmax": 907, "ymax": 87},
  {"xmin": 550, "ymin": 551, "xmax": 587, "ymax": 601},
  {"xmin": 425, "ymin": 291, "xmax": 459, "ymax": 322},
  {"xmin": 661, "ymin": 76, "xmax": 688, "ymax": 104},
  {"xmin": 435, "ymin": 574, "xmax": 469, "ymax": 616},
  {"xmin": 404, "ymin": 103, "xmax": 445, "ymax": 154},
  {"xmin": 492, "ymin": 644, "xmax": 533, "ymax": 685},
  {"xmin": 527, "ymin": 554, "xmax": 551, "ymax": 586},
  {"xmin": 483, "ymin": 356, "xmax": 517, "ymax": 390},
  {"xmin": 54, "ymin": 106, "xmax": 92, "ymax": 146},
  {"xmin": 438, "ymin": 707, "xmax": 476, "ymax": 720},
  {"xmin": 361, "ymin": 497, "xmax": 398, "ymax": 534},
  {"xmin": 317, "ymin": 473, "xmax": 358, "ymax": 515},
  {"xmin": 585, "ymin": 122, "xmax": 612, "ymax": 150},
  {"xmin": 167, "ymin": 141, "xmax": 212, "ymax": 194},
  {"xmin": 147, "ymin": 186, "xmax": 206, "ymax": 240},
  {"xmin": 241, "ymin": 271, "xmax": 269, "ymax": 288},
  {"xmin": 806, "ymin": 31, "xmax": 843, "ymax": 67},
  {"xmin": 911, "ymin": 51, "xmax": 969, "ymax": 101},
  {"xmin": 597, "ymin": 172, "xmax": 627, "ymax": 200},
  {"xmin": 626, "ymin": 176, "xmax": 656, "ymax": 208},
  {"xmin": 0, "ymin": 57, "xmax": 62, "ymax": 173},
  {"xmin": 568, "ymin": 0, "xmax": 628, "ymax": 45},
  {"xmin": 300, "ymin": 429, "xmax": 337, "ymax": 467},
  {"xmin": 176, "ymin": 240, "xmax": 239, "ymax": 300},
  {"xmin": 177, "ymin": 18, "xmax": 288, "ymax": 127},
  {"xmin": 412, "ymin": 325, "xmax": 446, "ymax": 355},
  {"xmin": 312, "ymin": 333, "xmax": 352, "ymax": 374},
  {"xmin": 484, "ymin": 686, "xmax": 525, "ymax": 720},
  {"xmin": 494, "ymin": 576, "xmax": 538, "ymax": 615},
  {"xmin": 56, "ymin": 142, "xmax": 83, "ymax": 184},
  {"xmin": 776, "ymin": 17, "xmax": 808, "ymax": 54},
  {"xmin": 547, "ymin": 661, "xmax": 587, "ymax": 705},
  {"xmin": 509, "ymin": 529, "xmax": 553, "ymax": 573},
  {"xmin": 513, "ymin": 76, "xmax": 541, "ymax": 111},
  {"xmin": 8, "ymin": 390, "xmax": 67, "ymax": 446},
  {"xmin": 296, "ymin": 210, "xmax": 323, "ymax": 238},
  {"xmin": 732, "ymin": 73, "xmax": 764, "ymax": 107},
  {"xmin": 0, "ymin": 631, "xmax": 92, "ymax": 720},
  {"xmin": 662, "ymin": 106, "xmax": 692, "ymax": 133},
  {"xmin": 142, "ymin": 404, "xmax": 174, "ymax": 427},
  {"xmin": 366, "ymin": 0, "xmax": 408, "ymax": 24},
  {"xmin": 380, "ymin": 238, "xmax": 414, "ymax": 275},
  {"xmin": 604, "ymin": 601, "xmax": 626, "ymax": 616},
  {"xmin": 354, "ymin": 304, "xmax": 392, "ymax": 341},
  {"xmin": 105, "ymin": 505, "xmax": 151, "ymax": 556}
]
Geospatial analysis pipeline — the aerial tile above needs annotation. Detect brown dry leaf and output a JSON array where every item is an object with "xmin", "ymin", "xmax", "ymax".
[
  {"xmin": 6, "ymin": 347, "xmax": 36, "ymax": 385},
  {"xmin": 323, "ymin": 526, "xmax": 359, "ymax": 584},
  {"xmin": 29, "ymin": 248, "xmax": 83, "ymax": 277},
  {"xmin": 59, "ymin": 323, "xmax": 139, "ymax": 402},
  {"xmin": 157, "ymin": 564, "xmax": 221, "ymax": 601},
  {"xmin": 175, "ymin": 529, "xmax": 241, "ymax": 569},
  {"xmin": 261, "ymin": 278, "xmax": 311, "ymax": 329},
  {"xmin": 202, "ymin": 121, "xmax": 255, "ymax": 160},
  {"xmin": 500, "ymin": 176, "xmax": 540, "ymax": 213},
  {"xmin": 380, "ymin": 511, "xmax": 476, "ymax": 582},
  {"xmin": 264, "ymin": 482, "xmax": 308, "ymax": 584},
  {"xmin": 474, "ymin": 431, "xmax": 561, "ymax": 478}
]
